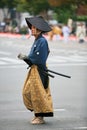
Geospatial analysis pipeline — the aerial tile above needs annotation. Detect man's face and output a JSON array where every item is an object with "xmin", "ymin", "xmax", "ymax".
[{"xmin": 31, "ymin": 26, "xmax": 42, "ymax": 38}]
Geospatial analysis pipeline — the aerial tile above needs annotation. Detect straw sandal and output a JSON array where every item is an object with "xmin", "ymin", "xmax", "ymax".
[
  {"xmin": 31, "ymin": 117, "xmax": 45, "ymax": 124},
  {"xmin": 31, "ymin": 116, "xmax": 37, "ymax": 122}
]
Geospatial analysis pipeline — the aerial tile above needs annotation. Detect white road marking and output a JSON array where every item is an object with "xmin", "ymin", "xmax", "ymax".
[
  {"xmin": 9, "ymin": 108, "xmax": 66, "ymax": 113},
  {"xmin": 70, "ymin": 55, "xmax": 87, "ymax": 61},
  {"xmin": 48, "ymin": 63, "xmax": 87, "ymax": 67},
  {"xmin": 48, "ymin": 58, "xmax": 67, "ymax": 63},
  {"xmin": 0, "ymin": 51, "xmax": 11, "ymax": 55},
  {"xmin": 0, "ymin": 61, "xmax": 8, "ymax": 65},
  {"xmin": 48, "ymin": 55, "xmax": 87, "ymax": 63},
  {"xmin": 0, "ymin": 50, "xmax": 87, "ymax": 67},
  {"xmin": 0, "ymin": 65, "xmax": 26, "ymax": 69},
  {"xmin": 0, "ymin": 57, "xmax": 23, "ymax": 64},
  {"xmin": 74, "ymin": 127, "xmax": 87, "ymax": 130},
  {"xmin": 54, "ymin": 108, "xmax": 66, "ymax": 112}
]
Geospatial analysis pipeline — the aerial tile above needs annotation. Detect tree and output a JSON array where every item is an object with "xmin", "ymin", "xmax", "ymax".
[
  {"xmin": 0, "ymin": 0, "xmax": 16, "ymax": 8},
  {"xmin": 48, "ymin": 0, "xmax": 87, "ymax": 23},
  {"xmin": 48, "ymin": 0, "xmax": 87, "ymax": 6},
  {"xmin": 15, "ymin": 0, "xmax": 50, "ymax": 19},
  {"xmin": 0, "ymin": 0, "xmax": 17, "ymax": 21},
  {"xmin": 0, "ymin": 0, "xmax": 87, "ymax": 23}
]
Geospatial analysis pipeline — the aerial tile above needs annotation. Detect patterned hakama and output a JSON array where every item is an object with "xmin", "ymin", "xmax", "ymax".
[{"xmin": 22, "ymin": 65, "xmax": 53, "ymax": 117}]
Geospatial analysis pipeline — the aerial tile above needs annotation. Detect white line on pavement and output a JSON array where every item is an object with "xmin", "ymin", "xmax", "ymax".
[
  {"xmin": 0, "ymin": 53, "xmax": 87, "ymax": 67},
  {"xmin": 0, "ymin": 57, "xmax": 23, "ymax": 64},
  {"xmin": 0, "ymin": 62, "xmax": 87, "ymax": 69},
  {"xmin": 0, "ymin": 64, "xmax": 26, "ymax": 68},
  {"xmin": 0, "ymin": 51, "xmax": 11, "ymax": 55},
  {"xmin": 9, "ymin": 108, "xmax": 66, "ymax": 113},
  {"xmin": 48, "ymin": 63, "xmax": 87, "ymax": 66},
  {"xmin": 0, "ymin": 61, "xmax": 8, "ymax": 65},
  {"xmin": 54, "ymin": 108, "xmax": 66, "ymax": 112},
  {"xmin": 74, "ymin": 127, "xmax": 87, "ymax": 130},
  {"xmin": 48, "ymin": 55, "xmax": 87, "ymax": 62}
]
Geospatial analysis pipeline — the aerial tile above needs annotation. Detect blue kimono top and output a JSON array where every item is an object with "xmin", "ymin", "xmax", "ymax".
[{"xmin": 28, "ymin": 34, "xmax": 50, "ymax": 70}]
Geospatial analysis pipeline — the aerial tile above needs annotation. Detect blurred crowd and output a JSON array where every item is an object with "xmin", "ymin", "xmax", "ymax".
[
  {"xmin": 0, "ymin": 20, "xmax": 87, "ymax": 43},
  {"xmin": 48, "ymin": 21, "xmax": 87, "ymax": 43},
  {"xmin": 0, "ymin": 21, "xmax": 28, "ymax": 34}
]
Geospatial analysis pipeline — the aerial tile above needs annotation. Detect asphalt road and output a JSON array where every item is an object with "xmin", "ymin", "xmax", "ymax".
[{"xmin": 0, "ymin": 36, "xmax": 87, "ymax": 130}]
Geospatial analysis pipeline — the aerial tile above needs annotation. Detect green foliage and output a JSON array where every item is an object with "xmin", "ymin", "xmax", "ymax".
[
  {"xmin": 24, "ymin": 0, "xmax": 50, "ymax": 15},
  {"xmin": 0, "ymin": 0, "xmax": 17, "ymax": 8},
  {"xmin": 53, "ymin": 4, "xmax": 77, "ymax": 23},
  {"xmin": 77, "ymin": 15, "xmax": 87, "ymax": 22},
  {"xmin": 66, "ymin": 0, "xmax": 87, "ymax": 5},
  {"xmin": 15, "ymin": 0, "xmax": 50, "ymax": 15},
  {"xmin": 0, "ymin": 0, "xmax": 87, "ymax": 23}
]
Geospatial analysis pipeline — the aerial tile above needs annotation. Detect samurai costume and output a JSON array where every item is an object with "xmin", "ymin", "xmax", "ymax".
[{"xmin": 21, "ymin": 16, "xmax": 54, "ymax": 117}]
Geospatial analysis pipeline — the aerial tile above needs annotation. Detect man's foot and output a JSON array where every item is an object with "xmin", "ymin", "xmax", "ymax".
[
  {"xmin": 31, "ymin": 117, "xmax": 45, "ymax": 124},
  {"xmin": 31, "ymin": 116, "xmax": 37, "ymax": 122}
]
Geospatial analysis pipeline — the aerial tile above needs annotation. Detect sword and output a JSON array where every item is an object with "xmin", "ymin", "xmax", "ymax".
[
  {"xmin": 18, "ymin": 54, "xmax": 71, "ymax": 78},
  {"xmin": 38, "ymin": 68, "xmax": 54, "ymax": 78},
  {"xmin": 47, "ymin": 69, "xmax": 71, "ymax": 78}
]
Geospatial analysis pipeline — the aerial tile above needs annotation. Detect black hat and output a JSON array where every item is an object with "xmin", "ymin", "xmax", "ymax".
[{"xmin": 25, "ymin": 16, "xmax": 52, "ymax": 33}]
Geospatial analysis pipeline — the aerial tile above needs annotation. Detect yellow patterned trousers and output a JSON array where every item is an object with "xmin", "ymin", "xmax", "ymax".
[{"xmin": 22, "ymin": 65, "xmax": 53, "ymax": 117}]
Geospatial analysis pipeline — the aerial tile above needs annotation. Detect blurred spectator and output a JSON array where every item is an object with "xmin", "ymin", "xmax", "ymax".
[
  {"xmin": 13, "ymin": 26, "xmax": 20, "ymax": 34},
  {"xmin": 67, "ymin": 18, "xmax": 73, "ymax": 33},
  {"xmin": 4, "ymin": 24, "xmax": 13, "ymax": 33},
  {"xmin": 76, "ymin": 22, "xmax": 86, "ymax": 43},
  {"xmin": 0, "ymin": 22, "xmax": 6, "ymax": 32},
  {"xmin": 48, "ymin": 25, "xmax": 62, "ymax": 40},
  {"xmin": 62, "ymin": 24, "xmax": 70, "ymax": 43}
]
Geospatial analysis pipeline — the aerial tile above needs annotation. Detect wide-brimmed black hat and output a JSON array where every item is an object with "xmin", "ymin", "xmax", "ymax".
[{"xmin": 25, "ymin": 16, "xmax": 52, "ymax": 33}]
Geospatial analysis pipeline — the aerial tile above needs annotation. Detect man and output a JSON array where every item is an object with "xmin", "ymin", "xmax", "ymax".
[
  {"xmin": 62, "ymin": 24, "xmax": 70, "ymax": 43},
  {"xmin": 18, "ymin": 16, "xmax": 54, "ymax": 124}
]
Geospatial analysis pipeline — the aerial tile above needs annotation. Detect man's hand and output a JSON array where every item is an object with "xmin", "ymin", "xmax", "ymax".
[{"xmin": 17, "ymin": 53, "xmax": 27, "ymax": 60}]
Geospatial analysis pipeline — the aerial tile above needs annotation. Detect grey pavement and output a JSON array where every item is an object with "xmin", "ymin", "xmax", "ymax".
[{"xmin": 0, "ymin": 36, "xmax": 87, "ymax": 130}]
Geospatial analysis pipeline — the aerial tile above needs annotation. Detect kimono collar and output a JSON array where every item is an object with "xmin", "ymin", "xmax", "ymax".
[{"xmin": 35, "ymin": 33, "xmax": 43, "ymax": 41}]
